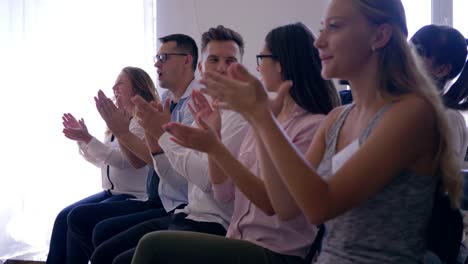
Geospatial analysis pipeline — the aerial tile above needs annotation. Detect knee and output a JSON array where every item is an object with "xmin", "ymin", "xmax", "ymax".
[
  {"xmin": 112, "ymin": 250, "xmax": 135, "ymax": 264},
  {"xmin": 54, "ymin": 207, "xmax": 71, "ymax": 227},
  {"xmin": 92, "ymin": 221, "xmax": 108, "ymax": 248},
  {"xmin": 136, "ymin": 232, "xmax": 165, "ymax": 254},
  {"xmin": 90, "ymin": 238, "xmax": 119, "ymax": 264},
  {"xmin": 90, "ymin": 243, "xmax": 109, "ymax": 264},
  {"xmin": 66, "ymin": 206, "xmax": 88, "ymax": 233}
]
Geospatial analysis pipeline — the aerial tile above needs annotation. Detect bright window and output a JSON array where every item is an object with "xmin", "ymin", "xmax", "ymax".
[
  {"xmin": 0, "ymin": 0, "xmax": 156, "ymax": 260},
  {"xmin": 401, "ymin": 0, "xmax": 432, "ymax": 38},
  {"xmin": 454, "ymin": 0, "xmax": 468, "ymax": 37}
]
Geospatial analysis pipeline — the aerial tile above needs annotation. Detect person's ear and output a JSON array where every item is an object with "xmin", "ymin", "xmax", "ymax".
[
  {"xmin": 275, "ymin": 61, "xmax": 282, "ymax": 74},
  {"xmin": 185, "ymin": 54, "xmax": 193, "ymax": 69},
  {"xmin": 197, "ymin": 61, "xmax": 203, "ymax": 75},
  {"xmin": 371, "ymin": 23, "xmax": 393, "ymax": 51}
]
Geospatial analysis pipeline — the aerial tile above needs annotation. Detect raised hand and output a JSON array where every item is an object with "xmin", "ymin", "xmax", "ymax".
[
  {"xmin": 94, "ymin": 90, "xmax": 131, "ymax": 137},
  {"xmin": 268, "ymin": 81, "xmax": 293, "ymax": 117},
  {"xmin": 189, "ymin": 90, "xmax": 222, "ymax": 137},
  {"xmin": 62, "ymin": 113, "xmax": 93, "ymax": 143},
  {"xmin": 132, "ymin": 95, "xmax": 171, "ymax": 140},
  {"xmin": 201, "ymin": 63, "xmax": 269, "ymax": 119},
  {"xmin": 162, "ymin": 117, "xmax": 223, "ymax": 154}
]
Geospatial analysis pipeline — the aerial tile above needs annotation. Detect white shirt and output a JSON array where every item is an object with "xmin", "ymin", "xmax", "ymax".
[
  {"xmin": 78, "ymin": 118, "xmax": 149, "ymax": 200},
  {"xmin": 157, "ymin": 105, "xmax": 248, "ymax": 229},
  {"xmin": 446, "ymin": 109, "xmax": 468, "ymax": 168}
]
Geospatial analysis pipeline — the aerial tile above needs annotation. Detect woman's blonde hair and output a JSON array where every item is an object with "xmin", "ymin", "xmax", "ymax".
[
  {"xmin": 121, "ymin": 66, "xmax": 160, "ymax": 104},
  {"xmin": 353, "ymin": 0, "xmax": 462, "ymax": 207}
]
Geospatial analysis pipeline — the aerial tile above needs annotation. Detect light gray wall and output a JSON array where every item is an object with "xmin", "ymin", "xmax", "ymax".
[{"xmin": 156, "ymin": 0, "xmax": 329, "ymax": 74}]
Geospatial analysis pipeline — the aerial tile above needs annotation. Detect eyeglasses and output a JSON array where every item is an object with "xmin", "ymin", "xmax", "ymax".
[
  {"xmin": 153, "ymin": 53, "xmax": 188, "ymax": 64},
  {"xmin": 256, "ymin": 54, "xmax": 278, "ymax": 67}
]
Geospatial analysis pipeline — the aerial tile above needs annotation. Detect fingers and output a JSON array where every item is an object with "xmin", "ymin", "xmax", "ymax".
[
  {"xmin": 227, "ymin": 63, "xmax": 252, "ymax": 82},
  {"xmin": 196, "ymin": 115, "xmax": 210, "ymax": 130},
  {"xmin": 212, "ymin": 100, "xmax": 233, "ymax": 111},
  {"xmin": 79, "ymin": 119, "xmax": 88, "ymax": 130},
  {"xmin": 188, "ymin": 103, "xmax": 198, "ymax": 118},
  {"xmin": 63, "ymin": 128, "xmax": 85, "ymax": 141},
  {"xmin": 195, "ymin": 90, "xmax": 212, "ymax": 112},
  {"xmin": 163, "ymin": 122, "xmax": 194, "ymax": 142}
]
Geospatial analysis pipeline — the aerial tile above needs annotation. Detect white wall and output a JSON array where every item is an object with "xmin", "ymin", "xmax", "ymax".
[{"xmin": 157, "ymin": 0, "xmax": 329, "ymax": 74}]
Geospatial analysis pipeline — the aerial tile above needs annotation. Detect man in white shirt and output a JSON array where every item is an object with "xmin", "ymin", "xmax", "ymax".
[{"xmin": 91, "ymin": 25, "xmax": 249, "ymax": 264}]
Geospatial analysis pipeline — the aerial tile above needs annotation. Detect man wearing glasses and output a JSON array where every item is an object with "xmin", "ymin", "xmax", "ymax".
[
  {"xmin": 89, "ymin": 26, "xmax": 249, "ymax": 264},
  {"xmin": 65, "ymin": 34, "xmax": 199, "ymax": 264}
]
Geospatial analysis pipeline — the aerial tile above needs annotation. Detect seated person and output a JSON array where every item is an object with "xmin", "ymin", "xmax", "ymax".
[
  {"xmin": 46, "ymin": 66, "xmax": 157, "ymax": 264},
  {"xmin": 132, "ymin": 22, "xmax": 339, "ymax": 264},
  {"xmin": 62, "ymin": 34, "xmax": 199, "ymax": 264},
  {"xmin": 90, "ymin": 25, "xmax": 249, "ymax": 264}
]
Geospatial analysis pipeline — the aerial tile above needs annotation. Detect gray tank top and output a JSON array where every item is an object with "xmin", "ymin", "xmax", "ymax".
[{"xmin": 316, "ymin": 104, "xmax": 437, "ymax": 264}]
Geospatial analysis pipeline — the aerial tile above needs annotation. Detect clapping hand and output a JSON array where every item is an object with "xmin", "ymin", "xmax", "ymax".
[
  {"xmin": 132, "ymin": 95, "xmax": 171, "ymax": 140},
  {"xmin": 94, "ymin": 90, "xmax": 131, "ymax": 137},
  {"xmin": 62, "ymin": 113, "xmax": 93, "ymax": 143}
]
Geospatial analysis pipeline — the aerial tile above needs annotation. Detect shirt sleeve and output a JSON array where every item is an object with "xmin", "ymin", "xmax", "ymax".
[
  {"xmin": 446, "ymin": 109, "xmax": 468, "ymax": 162},
  {"xmin": 81, "ymin": 120, "xmax": 145, "ymax": 169},
  {"xmin": 152, "ymin": 153, "xmax": 189, "ymax": 191},
  {"xmin": 158, "ymin": 132, "xmax": 211, "ymax": 192},
  {"xmin": 212, "ymin": 178, "xmax": 236, "ymax": 203},
  {"xmin": 157, "ymin": 110, "xmax": 248, "ymax": 193},
  {"xmin": 77, "ymin": 140, "xmax": 100, "ymax": 168}
]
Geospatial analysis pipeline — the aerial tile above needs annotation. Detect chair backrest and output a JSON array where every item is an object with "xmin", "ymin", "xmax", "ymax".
[{"xmin": 426, "ymin": 185, "xmax": 463, "ymax": 264}]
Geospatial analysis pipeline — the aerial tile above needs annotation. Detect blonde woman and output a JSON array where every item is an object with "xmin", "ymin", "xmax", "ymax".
[{"xmin": 177, "ymin": 0, "xmax": 460, "ymax": 263}]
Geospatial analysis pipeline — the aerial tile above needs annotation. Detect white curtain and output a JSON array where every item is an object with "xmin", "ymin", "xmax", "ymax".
[{"xmin": 0, "ymin": 0, "xmax": 156, "ymax": 261}]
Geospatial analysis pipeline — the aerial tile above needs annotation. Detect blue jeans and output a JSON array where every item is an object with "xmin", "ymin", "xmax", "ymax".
[
  {"xmin": 65, "ymin": 198, "xmax": 164, "ymax": 264},
  {"xmin": 46, "ymin": 190, "xmax": 133, "ymax": 264}
]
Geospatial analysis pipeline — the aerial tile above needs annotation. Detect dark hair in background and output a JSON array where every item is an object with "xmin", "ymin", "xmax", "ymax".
[
  {"xmin": 411, "ymin": 25, "xmax": 468, "ymax": 110},
  {"xmin": 159, "ymin": 34, "xmax": 199, "ymax": 72},
  {"xmin": 201, "ymin": 25, "xmax": 245, "ymax": 58},
  {"xmin": 264, "ymin": 22, "xmax": 340, "ymax": 114},
  {"xmin": 121, "ymin": 66, "xmax": 158, "ymax": 103}
]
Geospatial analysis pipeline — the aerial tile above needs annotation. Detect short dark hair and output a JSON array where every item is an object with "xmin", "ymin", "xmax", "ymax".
[
  {"xmin": 411, "ymin": 25, "xmax": 467, "ymax": 80},
  {"xmin": 264, "ymin": 22, "xmax": 340, "ymax": 114},
  {"xmin": 159, "ymin": 34, "xmax": 198, "ymax": 72},
  {"xmin": 201, "ymin": 25, "xmax": 245, "ymax": 58},
  {"xmin": 411, "ymin": 25, "xmax": 468, "ymax": 110}
]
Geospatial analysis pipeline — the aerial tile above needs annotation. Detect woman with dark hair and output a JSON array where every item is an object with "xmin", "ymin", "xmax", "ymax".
[
  {"xmin": 130, "ymin": 23, "xmax": 339, "ymax": 264},
  {"xmin": 47, "ymin": 67, "xmax": 159, "ymax": 264},
  {"xmin": 411, "ymin": 25, "xmax": 468, "ymax": 163}
]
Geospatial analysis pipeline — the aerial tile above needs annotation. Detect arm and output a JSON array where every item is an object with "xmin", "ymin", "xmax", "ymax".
[
  {"xmin": 94, "ymin": 90, "xmax": 152, "ymax": 168},
  {"xmin": 164, "ymin": 120, "xmax": 276, "ymax": 215},
  {"xmin": 83, "ymin": 136, "xmax": 140, "ymax": 169},
  {"xmin": 158, "ymin": 132, "xmax": 212, "ymax": 192},
  {"xmin": 255, "ymin": 115, "xmax": 323, "ymax": 220},
  {"xmin": 201, "ymin": 65, "xmax": 436, "ymax": 224},
  {"xmin": 210, "ymin": 140, "xmax": 276, "ymax": 215},
  {"xmin": 250, "ymin": 96, "xmax": 437, "ymax": 224},
  {"xmin": 158, "ymin": 110, "xmax": 248, "ymax": 192},
  {"xmin": 118, "ymin": 141, "xmax": 147, "ymax": 169},
  {"xmin": 116, "ymin": 131, "xmax": 154, "ymax": 167},
  {"xmin": 115, "ymin": 119, "xmax": 154, "ymax": 168},
  {"xmin": 209, "ymin": 156, "xmax": 235, "ymax": 203}
]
